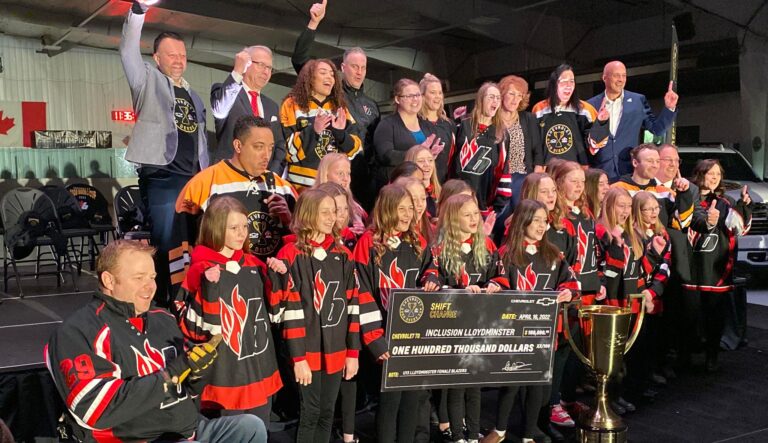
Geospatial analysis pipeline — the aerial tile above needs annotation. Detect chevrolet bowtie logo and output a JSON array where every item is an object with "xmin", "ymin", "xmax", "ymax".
[{"xmin": 536, "ymin": 298, "xmax": 556, "ymax": 306}]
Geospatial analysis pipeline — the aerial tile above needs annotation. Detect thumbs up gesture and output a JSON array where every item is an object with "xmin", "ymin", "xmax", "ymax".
[
  {"xmin": 665, "ymin": 81, "xmax": 679, "ymax": 111},
  {"xmin": 741, "ymin": 185, "xmax": 752, "ymax": 205},
  {"xmin": 707, "ymin": 203, "xmax": 720, "ymax": 227}
]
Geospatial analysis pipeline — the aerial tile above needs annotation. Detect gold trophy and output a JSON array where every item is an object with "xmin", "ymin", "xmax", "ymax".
[{"xmin": 563, "ymin": 294, "xmax": 645, "ymax": 443}]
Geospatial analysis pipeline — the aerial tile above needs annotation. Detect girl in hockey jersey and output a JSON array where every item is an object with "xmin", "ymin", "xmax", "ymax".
[
  {"xmin": 449, "ymin": 82, "xmax": 506, "ymax": 213},
  {"xmin": 354, "ymin": 183, "xmax": 431, "ymax": 443},
  {"xmin": 685, "ymin": 159, "xmax": 752, "ymax": 371},
  {"xmin": 281, "ymin": 59, "xmax": 362, "ymax": 191},
  {"xmin": 315, "ymin": 153, "xmax": 367, "ymax": 236},
  {"xmin": 315, "ymin": 182, "xmax": 362, "ymax": 443},
  {"xmin": 405, "ymin": 145, "xmax": 441, "ymax": 218},
  {"xmin": 531, "ymin": 64, "xmax": 609, "ymax": 167},
  {"xmin": 422, "ymin": 193, "xmax": 500, "ymax": 443},
  {"xmin": 626, "ymin": 191, "xmax": 672, "ymax": 399},
  {"xmin": 585, "ymin": 168, "xmax": 610, "ymax": 218},
  {"xmin": 394, "ymin": 176, "xmax": 435, "ymax": 245},
  {"xmin": 274, "ymin": 188, "xmax": 360, "ymax": 443},
  {"xmin": 178, "ymin": 196, "xmax": 284, "ymax": 424},
  {"xmin": 488, "ymin": 199, "xmax": 577, "ymax": 443}
]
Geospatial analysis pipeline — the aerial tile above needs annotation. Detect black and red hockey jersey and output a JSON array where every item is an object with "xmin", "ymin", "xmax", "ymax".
[
  {"xmin": 491, "ymin": 244, "xmax": 579, "ymax": 293},
  {"xmin": 354, "ymin": 230, "xmax": 431, "ymax": 359},
  {"xmin": 449, "ymin": 119, "xmax": 506, "ymax": 212},
  {"xmin": 45, "ymin": 293, "xmax": 198, "ymax": 442},
  {"xmin": 638, "ymin": 228, "xmax": 671, "ymax": 314},
  {"xmin": 422, "ymin": 237, "xmax": 498, "ymax": 288},
  {"xmin": 273, "ymin": 234, "xmax": 360, "ymax": 374},
  {"xmin": 684, "ymin": 193, "xmax": 752, "ymax": 292},
  {"xmin": 178, "ymin": 245, "xmax": 282, "ymax": 411},
  {"xmin": 562, "ymin": 208, "xmax": 601, "ymax": 295},
  {"xmin": 596, "ymin": 224, "xmax": 644, "ymax": 312}
]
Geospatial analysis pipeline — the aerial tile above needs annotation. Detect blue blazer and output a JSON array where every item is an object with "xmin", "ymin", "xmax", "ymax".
[{"xmin": 587, "ymin": 90, "xmax": 676, "ymax": 180}]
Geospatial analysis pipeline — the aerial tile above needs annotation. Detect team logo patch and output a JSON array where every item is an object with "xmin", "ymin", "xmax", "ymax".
[
  {"xmin": 314, "ymin": 130, "xmax": 337, "ymax": 159},
  {"xmin": 378, "ymin": 259, "xmax": 406, "ymax": 309},
  {"xmin": 174, "ymin": 97, "xmax": 198, "ymax": 133},
  {"xmin": 516, "ymin": 263, "xmax": 550, "ymax": 291},
  {"xmin": 399, "ymin": 295, "xmax": 424, "ymax": 324},
  {"xmin": 458, "ymin": 137, "xmax": 493, "ymax": 175},
  {"xmin": 247, "ymin": 210, "xmax": 281, "ymax": 256},
  {"xmin": 545, "ymin": 123, "xmax": 573, "ymax": 155},
  {"xmin": 132, "ymin": 340, "xmax": 165, "ymax": 376}
]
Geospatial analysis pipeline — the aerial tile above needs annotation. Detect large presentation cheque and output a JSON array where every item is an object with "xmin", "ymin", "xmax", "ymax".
[{"xmin": 381, "ymin": 289, "xmax": 559, "ymax": 391}]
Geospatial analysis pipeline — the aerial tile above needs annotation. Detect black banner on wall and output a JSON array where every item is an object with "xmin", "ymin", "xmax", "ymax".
[
  {"xmin": 382, "ymin": 289, "xmax": 559, "ymax": 391},
  {"xmin": 33, "ymin": 130, "xmax": 112, "ymax": 149}
]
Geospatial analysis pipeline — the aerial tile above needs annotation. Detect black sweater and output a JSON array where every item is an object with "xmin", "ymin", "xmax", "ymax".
[{"xmin": 372, "ymin": 113, "xmax": 436, "ymax": 186}]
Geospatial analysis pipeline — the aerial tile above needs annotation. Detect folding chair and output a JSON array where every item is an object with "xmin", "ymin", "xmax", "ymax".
[
  {"xmin": 39, "ymin": 185, "xmax": 99, "ymax": 273},
  {"xmin": 114, "ymin": 185, "xmax": 152, "ymax": 242},
  {"xmin": 66, "ymin": 183, "xmax": 117, "ymax": 251},
  {"xmin": 1, "ymin": 188, "xmax": 79, "ymax": 297}
]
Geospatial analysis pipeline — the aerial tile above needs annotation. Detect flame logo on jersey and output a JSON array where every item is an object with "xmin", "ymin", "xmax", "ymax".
[
  {"xmin": 459, "ymin": 263, "xmax": 470, "ymax": 287},
  {"xmin": 378, "ymin": 259, "xmax": 406, "ymax": 309},
  {"xmin": 132, "ymin": 339, "xmax": 165, "ymax": 376},
  {"xmin": 220, "ymin": 285, "xmax": 247, "ymax": 356},
  {"xmin": 314, "ymin": 270, "xmax": 326, "ymax": 314},
  {"xmin": 516, "ymin": 264, "xmax": 538, "ymax": 291},
  {"xmin": 458, "ymin": 137, "xmax": 493, "ymax": 174}
]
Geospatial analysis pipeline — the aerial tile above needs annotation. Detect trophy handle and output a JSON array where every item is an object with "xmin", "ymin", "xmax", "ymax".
[
  {"xmin": 562, "ymin": 300, "xmax": 592, "ymax": 367},
  {"xmin": 624, "ymin": 293, "xmax": 646, "ymax": 353}
]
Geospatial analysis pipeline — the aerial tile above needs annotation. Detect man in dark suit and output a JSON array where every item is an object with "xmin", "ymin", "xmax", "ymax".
[
  {"xmin": 211, "ymin": 46, "xmax": 286, "ymax": 173},
  {"xmin": 587, "ymin": 60, "xmax": 679, "ymax": 181}
]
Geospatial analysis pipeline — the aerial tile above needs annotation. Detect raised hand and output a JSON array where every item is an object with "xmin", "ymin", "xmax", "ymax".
[
  {"xmin": 664, "ymin": 81, "xmax": 679, "ymax": 111},
  {"xmin": 308, "ymin": 0, "xmax": 328, "ymax": 30},
  {"xmin": 741, "ymin": 185, "xmax": 752, "ymax": 205},
  {"xmin": 610, "ymin": 225, "xmax": 625, "ymax": 246},
  {"xmin": 453, "ymin": 106, "xmax": 467, "ymax": 120},
  {"xmin": 597, "ymin": 97, "xmax": 609, "ymax": 122},
  {"xmin": 313, "ymin": 111, "xmax": 332, "ymax": 135},
  {"xmin": 234, "ymin": 50, "xmax": 252, "ymax": 75},
  {"xmin": 331, "ymin": 107, "xmax": 347, "ymax": 130},
  {"xmin": 651, "ymin": 235, "xmax": 666, "ymax": 255}
]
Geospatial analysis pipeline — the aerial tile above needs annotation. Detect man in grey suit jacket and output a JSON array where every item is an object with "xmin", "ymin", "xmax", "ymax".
[
  {"xmin": 210, "ymin": 46, "xmax": 287, "ymax": 173},
  {"xmin": 120, "ymin": 0, "xmax": 208, "ymax": 306}
]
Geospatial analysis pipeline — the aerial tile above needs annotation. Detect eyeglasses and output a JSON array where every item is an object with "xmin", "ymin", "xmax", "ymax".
[
  {"xmin": 641, "ymin": 207, "xmax": 661, "ymax": 213},
  {"xmin": 487, "ymin": 95, "xmax": 502, "ymax": 101},
  {"xmin": 251, "ymin": 60, "xmax": 273, "ymax": 72},
  {"xmin": 398, "ymin": 93, "xmax": 422, "ymax": 100}
]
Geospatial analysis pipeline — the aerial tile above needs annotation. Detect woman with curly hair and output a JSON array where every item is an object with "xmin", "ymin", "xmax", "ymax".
[{"xmin": 281, "ymin": 59, "xmax": 362, "ymax": 191}]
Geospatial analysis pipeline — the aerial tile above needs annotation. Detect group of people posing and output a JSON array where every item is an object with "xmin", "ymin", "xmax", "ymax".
[{"xmin": 44, "ymin": 1, "xmax": 754, "ymax": 443}]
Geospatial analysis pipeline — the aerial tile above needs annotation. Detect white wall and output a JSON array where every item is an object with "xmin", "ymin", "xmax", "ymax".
[{"xmin": 0, "ymin": 34, "xmax": 290, "ymax": 148}]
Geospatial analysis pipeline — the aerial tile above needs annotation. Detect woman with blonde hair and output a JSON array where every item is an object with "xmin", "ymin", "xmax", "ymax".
[{"xmin": 419, "ymin": 73, "xmax": 455, "ymax": 182}]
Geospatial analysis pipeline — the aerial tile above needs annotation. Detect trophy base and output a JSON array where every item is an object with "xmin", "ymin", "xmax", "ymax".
[{"xmin": 579, "ymin": 427, "xmax": 627, "ymax": 443}]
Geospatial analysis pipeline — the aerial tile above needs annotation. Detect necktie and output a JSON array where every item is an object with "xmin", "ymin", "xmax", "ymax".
[{"xmin": 248, "ymin": 90, "xmax": 260, "ymax": 117}]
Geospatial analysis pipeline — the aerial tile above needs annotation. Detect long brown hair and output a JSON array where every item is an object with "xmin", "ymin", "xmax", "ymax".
[
  {"xmin": 584, "ymin": 168, "xmax": 608, "ymax": 218},
  {"xmin": 599, "ymin": 188, "xmax": 642, "ymax": 259},
  {"xmin": 290, "ymin": 188, "xmax": 340, "ymax": 254},
  {"xmin": 520, "ymin": 173, "xmax": 563, "ymax": 230},
  {"xmin": 197, "ymin": 196, "xmax": 250, "ymax": 254},
  {"xmin": 370, "ymin": 184, "xmax": 423, "ymax": 264},
  {"xmin": 287, "ymin": 59, "xmax": 347, "ymax": 111},
  {"xmin": 549, "ymin": 160, "xmax": 590, "ymax": 218},
  {"xmin": 502, "ymin": 199, "xmax": 560, "ymax": 268},
  {"xmin": 691, "ymin": 159, "xmax": 725, "ymax": 196},
  {"xmin": 469, "ymin": 82, "xmax": 504, "ymax": 143},
  {"xmin": 393, "ymin": 177, "xmax": 434, "ymax": 245}
]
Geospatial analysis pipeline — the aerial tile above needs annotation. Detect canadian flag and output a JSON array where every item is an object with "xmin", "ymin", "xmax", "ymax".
[{"xmin": 0, "ymin": 101, "xmax": 47, "ymax": 147}]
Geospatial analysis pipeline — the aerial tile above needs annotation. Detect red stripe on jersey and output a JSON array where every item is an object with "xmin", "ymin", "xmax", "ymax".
[
  {"xmin": 86, "ymin": 379, "xmax": 123, "ymax": 427},
  {"xmin": 200, "ymin": 369, "xmax": 282, "ymax": 410},
  {"xmin": 283, "ymin": 327, "xmax": 305, "ymax": 339}
]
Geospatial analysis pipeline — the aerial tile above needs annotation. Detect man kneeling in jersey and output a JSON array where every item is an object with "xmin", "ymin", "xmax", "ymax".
[{"xmin": 45, "ymin": 240, "xmax": 267, "ymax": 442}]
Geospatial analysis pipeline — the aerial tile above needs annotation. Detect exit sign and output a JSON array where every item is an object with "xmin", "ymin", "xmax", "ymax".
[{"xmin": 111, "ymin": 110, "xmax": 136, "ymax": 122}]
